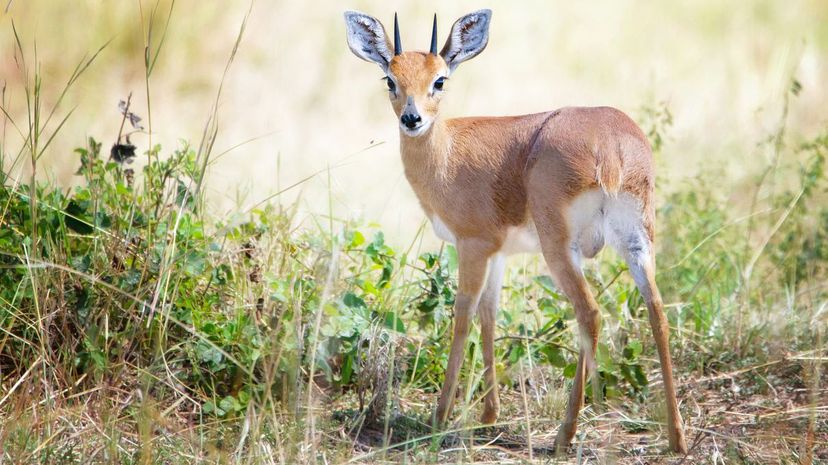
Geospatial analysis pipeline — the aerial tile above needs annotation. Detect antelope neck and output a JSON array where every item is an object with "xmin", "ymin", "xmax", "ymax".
[{"xmin": 399, "ymin": 117, "xmax": 451, "ymax": 183}]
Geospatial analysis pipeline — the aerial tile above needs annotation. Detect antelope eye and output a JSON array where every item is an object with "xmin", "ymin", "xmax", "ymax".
[
  {"xmin": 384, "ymin": 77, "xmax": 396, "ymax": 92},
  {"xmin": 433, "ymin": 77, "xmax": 446, "ymax": 91}
]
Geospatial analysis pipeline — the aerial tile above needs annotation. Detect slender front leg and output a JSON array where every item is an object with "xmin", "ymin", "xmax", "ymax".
[
  {"xmin": 435, "ymin": 239, "xmax": 492, "ymax": 425},
  {"xmin": 479, "ymin": 254, "xmax": 506, "ymax": 424}
]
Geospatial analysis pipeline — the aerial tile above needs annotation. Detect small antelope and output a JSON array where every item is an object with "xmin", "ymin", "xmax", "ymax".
[{"xmin": 343, "ymin": 9, "xmax": 687, "ymax": 453}]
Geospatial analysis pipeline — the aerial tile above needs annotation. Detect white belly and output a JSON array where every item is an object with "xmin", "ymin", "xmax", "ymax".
[
  {"xmin": 430, "ymin": 214, "xmax": 541, "ymax": 255},
  {"xmin": 430, "ymin": 214, "xmax": 457, "ymax": 244},
  {"xmin": 427, "ymin": 189, "xmax": 646, "ymax": 264},
  {"xmin": 501, "ymin": 223, "xmax": 542, "ymax": 255}
]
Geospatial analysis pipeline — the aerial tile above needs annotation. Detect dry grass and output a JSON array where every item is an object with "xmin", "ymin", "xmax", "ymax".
[
  {"xmin": 321, "ymin": 348, "xmax": 827, "ymax": 464},
  {"xmin": 0, "ymin": 2, "xmax": 827, "ymax": 465}
]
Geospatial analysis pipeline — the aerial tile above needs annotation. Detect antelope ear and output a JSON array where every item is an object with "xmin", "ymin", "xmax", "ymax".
[
  {"xmin": 440, "ymin": 9, "xmax": 492, "ymax": 73},
  {"xmin": 344, "ymin": 11, "xmax": 393, "ymax": 73}
]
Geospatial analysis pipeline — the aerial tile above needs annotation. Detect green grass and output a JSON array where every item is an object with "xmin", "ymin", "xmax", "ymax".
[{"xmin": 1, "ymin": 10, "xmax": 826, "ymax": 465}]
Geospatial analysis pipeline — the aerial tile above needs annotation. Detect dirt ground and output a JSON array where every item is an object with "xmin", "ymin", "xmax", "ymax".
[{"xmin": 330, "ymin": 355, "xmax": 827, "ymax": 464}]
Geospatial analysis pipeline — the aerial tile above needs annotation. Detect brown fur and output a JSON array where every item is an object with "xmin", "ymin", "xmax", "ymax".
[{"xmin": 379, "ymin": 50, "xmax": 686, "ymax": 454}]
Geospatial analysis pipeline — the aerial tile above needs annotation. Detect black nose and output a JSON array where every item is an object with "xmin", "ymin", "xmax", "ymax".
[{"xmin": 401, "ymin": 113, "xmax": 422, "ymax": 129}]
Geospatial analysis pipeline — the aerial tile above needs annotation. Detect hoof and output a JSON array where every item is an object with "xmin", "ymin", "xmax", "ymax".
[
  {"xmin": 480, "ymin": 408, "xmax": 498, "ymax": 425},
  {"xmin": 433, "ymin": 407, "xmax": 449, "ymax": 427},
  {"xmin": 554, "ymin": 421, "xmax": 576, "ymax": 454},
  {"xmin": 669, "ymin": 430, "xmax": 688, "ymax": 454}
]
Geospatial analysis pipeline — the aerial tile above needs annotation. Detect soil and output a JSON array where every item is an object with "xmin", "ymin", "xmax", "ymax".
[{"xmin": 330, "ymin": 357, "xmax": 827, "ymax": 464}]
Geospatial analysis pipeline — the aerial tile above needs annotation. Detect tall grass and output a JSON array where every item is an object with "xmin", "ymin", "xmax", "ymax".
[{"xmin": 0, "ymin": 6, "xmax": 826, "ymax": 465}]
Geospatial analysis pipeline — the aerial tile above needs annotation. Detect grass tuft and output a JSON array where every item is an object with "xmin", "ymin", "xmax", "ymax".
[{"xmin": 1, "ymin": 9, "xmax": 826, "ymax": 465}]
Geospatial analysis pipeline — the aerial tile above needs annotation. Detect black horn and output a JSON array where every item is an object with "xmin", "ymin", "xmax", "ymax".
[
  {"xmin": 430, "ymin": 14, "xmax": 438, "ymax": 55},
  {"xmin": 394, "ymin": 13, "xmax": 402, "ymax": 55}
]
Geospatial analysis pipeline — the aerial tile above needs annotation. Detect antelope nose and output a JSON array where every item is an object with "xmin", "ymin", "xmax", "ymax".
[{"xmin": 400, "ymin": 113, "xmax": 422, "ymax": 129}]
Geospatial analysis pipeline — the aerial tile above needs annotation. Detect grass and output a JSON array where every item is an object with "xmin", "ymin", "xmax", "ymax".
[{"xmin": 1, "ymin": 4, "xmax": 827, "ymax": 465}]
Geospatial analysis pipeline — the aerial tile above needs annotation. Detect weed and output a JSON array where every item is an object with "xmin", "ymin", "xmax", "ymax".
[{"xmin": 0, "ymin": 8, "xmax": 825, "ymax": 465}]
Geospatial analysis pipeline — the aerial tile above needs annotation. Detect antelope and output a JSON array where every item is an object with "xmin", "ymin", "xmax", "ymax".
[{"xmin": 343, "ymin": 9, "xmax": 688, "ymax": 453}]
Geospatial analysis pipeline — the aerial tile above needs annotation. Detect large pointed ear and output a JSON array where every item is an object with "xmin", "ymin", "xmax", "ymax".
[
  {"xmin": 440, "ymin": 9, "xmax": 492, "ymax": 74},
  {"xmin": 344, "ymin": 11, "xmax": 394, "ymax": 73}
]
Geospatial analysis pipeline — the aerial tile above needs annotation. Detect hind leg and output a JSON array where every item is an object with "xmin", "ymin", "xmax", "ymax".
[
  {"xmin": 526, "ymin": 160, "xmax": 605, "ymax": 452},
  {"xmin": 538, "ymin": 224, "xmax": 601, "ymax": 451},
  {"xmin": 527, "ymin": 207, "xmax": 601, "ymax": 450},
  {"xmin": 608, "ymin": 202, "xmax": 688, "ymax": 453}
]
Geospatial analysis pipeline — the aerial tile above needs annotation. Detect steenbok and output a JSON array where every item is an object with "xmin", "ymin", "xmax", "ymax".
[{"xmin": 343, "ymin": 9, "xmax": 687, "ymax": 453}]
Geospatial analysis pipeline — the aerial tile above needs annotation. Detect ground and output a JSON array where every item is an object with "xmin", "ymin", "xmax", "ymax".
[{"xmin": 326, "ymin": 354, "xmax": 827, "ymax": 464}]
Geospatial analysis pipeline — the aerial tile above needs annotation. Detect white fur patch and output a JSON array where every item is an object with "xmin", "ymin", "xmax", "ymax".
[
  {"xmin": 430, "ymin": 214, "xmax": 456, "ymax": 244},
  {"xmin": 566, "ymin": 189, "xmax": 648, "ymax": 266},
  {"xmin": 481, "ymin": 253, "xmax": 507, "ymax": 303},
  {"xmin": 567, "ymin": 190, "xmax": 606, "ymax": 259},
  {"xmin": 428, "ymin": 190, "xmax": 647, "ymax": 267},
  {"xmin": 500, "ymin": 223, "xmax": 541, "ymax": 255},
  {"xmin": 430, "ymin": 214, "xmax": 540, "ymax": 255}
]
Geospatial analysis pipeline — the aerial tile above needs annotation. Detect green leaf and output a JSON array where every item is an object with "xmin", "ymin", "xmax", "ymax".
[
  {"xmin": 417, "ymin": 296, "xmax": 439, "ymax": 313},
  {"xmin": 183, "ymin": 251, "xmax": 206, "ymax": 276},
  {"xmin": 95, "ymin": 210, "xmax": 111, "ymax": 229},
  {"xmin": 533, "ymin": 275, "xmax": 565, "ymax": 300},
  {"xmin": 623, "ymin": 339, "xmax": 643, "ymax": 360},
  {"xmin": 198, "ymin": 343, "xmax": 223, "ymax": 367},
  {"xmin": 508, "ymin": 344, "xmax": 525, "ymax": 364},
  {"xmin": 204, "ymin": 400, "xmax": 227, "ymax": 416},
  {"xmin": 70, "ymin": 254, "xmax": 92, "ymax": 273},
  {"xmin": 444, "ymin": 245, "xmax": 458, "ymax": 271},
  {"xmin": 121, "ymin": 269, "xmax": 142, "ymax": 291},
  {"xmin": 365, "ymin": 232, "xmax": 385, "ymax": 259},
  {"xmin": 64, "ymin": 200, "xmax": 94, "ymax": 234},
  {"xmin": 219, "ymin": 395, "xmax": 242, "ymax": 413},
  {"xmin": 340, "ymin": 354, "xmax": 354, "ymax": 385},
  {"xmin": 268, "ymin": 278, "xmax": 288, "ymax": 302},
  {"xmin": 383, "ymin": 311, "xmax": 405, "ymax": 333},
  {"xmin": 90, "ymin": 350, "xmax": 106, "ymax": 369},
  {"xmin": 378, "ymin": 262, "xmax": 393, "ymax": 288},
  {"xmin": 632, "ymin": 364, "xmax": 648, "ymax": 387},
  {"xmin": 343, "ymin": 292, "xmax": 366, "ymax": 308},
  {"xmin": 346, "ymin": 230, "xmax": 365, "ymax": 248},
  {"xmin": 596, "ymin": 343, "xmax": 614, "ymax": 371},
  {"xmin": 540, "ymin": 345, "xmax": 567, "ymax": 368},
  {"xmin": 419, "ymin": 252, "xmax": 437, "ymax": 268}
]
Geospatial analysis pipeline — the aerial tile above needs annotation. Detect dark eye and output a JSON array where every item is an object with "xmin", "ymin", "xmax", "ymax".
[
  {"xmin": 385, "ymin": 77, "xmax": 396, "ymax": 92},
  {"xmin": 433, "ymin": 77, "xmax": 446, "ymax": 91}
]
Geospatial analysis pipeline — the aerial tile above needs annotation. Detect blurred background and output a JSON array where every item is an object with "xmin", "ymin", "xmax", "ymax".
[{"xmin": 2, "ymin": 0, "xmax": 827, "ymax": 246}]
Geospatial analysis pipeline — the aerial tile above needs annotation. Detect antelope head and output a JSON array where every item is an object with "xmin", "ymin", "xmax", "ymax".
[{"xmin": 344, "ymin": 10, "xmax": 492, "ymax": 137}]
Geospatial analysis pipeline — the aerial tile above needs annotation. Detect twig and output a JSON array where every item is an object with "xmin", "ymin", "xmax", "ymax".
[
  {"xmin": 680, "ymin": 358, "xmax": 786, "ymax": 387},
  {"xmin": 0, "ymin": 355, "xmax": 41, "ymax": 406},
  {"xmin": 494, "ymin": 334, "xmax": 578, "ymax": 355},
  {"xmin": 596, "ymin": 267, "xmax": 624, "ymax": 298},
  {"xmin": 116, "ymin": 92, "xmax": 132, "ymax": 144}
]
